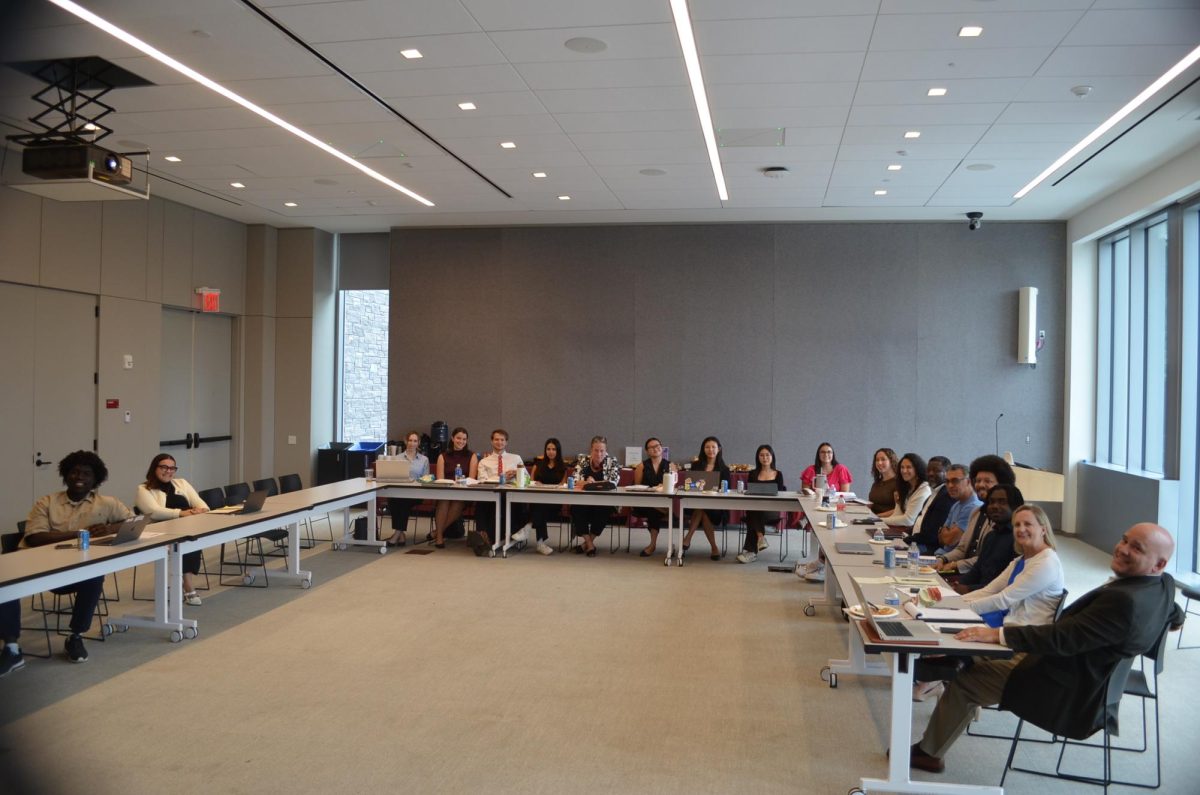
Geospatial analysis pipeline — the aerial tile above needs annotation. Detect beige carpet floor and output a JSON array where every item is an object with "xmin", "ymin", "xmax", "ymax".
[{"xmin": 1, "ymin": 524, "xmax": 1197, "ymax": 794}]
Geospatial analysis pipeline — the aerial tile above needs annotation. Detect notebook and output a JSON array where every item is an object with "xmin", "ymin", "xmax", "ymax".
[
  {"xmin": 848, "ymin": 576, "xmax": 941, "ymax": 644},
  {"xmin": 210, "ymin": 489, "xmax": 269, "ymax": 515},
  {"xmin": 91, "ymin": 516, "xmax": 148, "ymax": 546}
]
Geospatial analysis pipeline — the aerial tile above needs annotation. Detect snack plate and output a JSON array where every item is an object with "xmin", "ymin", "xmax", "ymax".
[{"xmin": 847, "ymin": 604, "xmax": 899, "ymax": 619}]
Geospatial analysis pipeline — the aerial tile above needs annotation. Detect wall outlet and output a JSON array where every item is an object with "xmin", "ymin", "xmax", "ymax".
[
  {"xmin": 124, "ymin": 410, "xmax": 132, "ymax": 424},
  {"xmin": 123, "ymin": 354, "xmax": 133, "ymax": 369},
  {"xmin": 1025, "ymin": 433, "xmax": 1031, "ymax": 444},
  {"xmin": 288, "ymin": 435, "xmax": 297, "ymax": 445}
]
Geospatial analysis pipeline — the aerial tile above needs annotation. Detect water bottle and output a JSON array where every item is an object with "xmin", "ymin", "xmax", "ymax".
[
  {"xmin": 908, "ymin": 541, "xmax": 920, "ymax": 572},
  {"xmin": 884, "ymin": 586, "xmax": 901, "ymax": 607},
  {"xmin": 454, "ymin": 463, "xmax": 463, "ymax": 483},
  {"xmin": 873, "ymin": 527, "xmax": 885, "ymax": 543}
]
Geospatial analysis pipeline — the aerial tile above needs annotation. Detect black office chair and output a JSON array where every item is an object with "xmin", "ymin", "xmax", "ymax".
[
  {"xmin": 1177, "ymin": 583, "xmax": 1199, "ymax": 649},
  {"xmin": 279, "ymin": 472, "xmax": 329, "ymax": 544},
  {"xmin": 197, "ymin": 487, "xmax": 226, "ymax": 510},
  {"xmin": 223, "ymin": 482, "xmax": 251, "ymax": 507},
  {"xmin": 217, "ymin": 482, "xmax": 279, "ymax": 588}
]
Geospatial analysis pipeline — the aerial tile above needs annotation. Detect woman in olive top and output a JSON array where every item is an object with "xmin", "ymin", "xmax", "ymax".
[
  {"xmin": 683, "ymin": 436, "xmax": 732, "ymax": 561},
  {"xmin": 135, "ymin": 453, "xmax": 209, "ymax": 606},
  {"xmin": 868, "ymin": 447, "xmax": 899, "ymax": 515},
  {"xmin": 527, "ymin": 437, "xmax": 567, "ymax": 556},
  {"xmin": 877, "ymin": 452, "xmax": 932, "ymax": 527},
  {"xmin": 800, "ymin": 442, "xmax": 853, "ymax": 493},
  {"xmin": 432, "ymin": 427, "xmax": 477, "ymax": 548},
  {"xmin": 736, "ymin": 444, "xmax": 785, "ymax": 564},
  {"xmin": 633, "ymin": 437, "xmax": 673, "ymax": 557},
  {"xmin": 384, "ymin": 430, "xmax": 429, "ymax": 547}
]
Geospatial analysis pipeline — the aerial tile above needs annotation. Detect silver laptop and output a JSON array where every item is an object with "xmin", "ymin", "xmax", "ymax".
[
  {"xmin": 92, "ymin": 516, "xmax": 148, "ymax": 546},
  {"xmin": 210, "ymin": 489, "xmax": 270, "ymax": 515},
  {"xmin": 834, "ymin": 540, "xmax": 873, "ymax": 555},
  {"xmin": 848, "ymin": 576, "xmax": 942, "ymax": 642},
  {"xmin": 374, "ymin": 458, "xmax": 412, "ymax": 481}
]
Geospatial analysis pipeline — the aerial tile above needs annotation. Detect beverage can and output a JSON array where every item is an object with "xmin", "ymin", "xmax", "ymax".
[
  {"xmin": 737, "ymin": 480, "xmax": 745, "ymax": 494},
  {"xmin": 79, "ymin": 529, "xmax": 90, "ymax": 550},
  {"xmin": 883, "ymin": 546, "xmax": 895, "ymax": 568},
  {"xmin": 720, "ymin": 479, "xmax": 728, "ymax": 493},
  {"xmin": 567, "ymin": 476, "xmax": 575, "ymax": 490}
]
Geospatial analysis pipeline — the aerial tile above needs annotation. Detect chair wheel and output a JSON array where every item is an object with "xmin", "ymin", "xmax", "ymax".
[
  {"xmin": 804, "ymin": 604, "xmax": 816, "ymax": 617},
  {"xmin": 170, "ymin": 630, "xmax": 183, "ymax": 643}
]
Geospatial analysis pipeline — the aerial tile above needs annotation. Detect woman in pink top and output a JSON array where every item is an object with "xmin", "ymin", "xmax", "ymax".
[{"xmin": 800, "ymin": 442, "xmax": 853, "ymax": 492}]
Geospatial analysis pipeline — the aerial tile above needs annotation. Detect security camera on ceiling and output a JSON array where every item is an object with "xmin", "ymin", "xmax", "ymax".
[{"xmin": 966, "ymin": 211, "xmax": 983, "ymax": 231}]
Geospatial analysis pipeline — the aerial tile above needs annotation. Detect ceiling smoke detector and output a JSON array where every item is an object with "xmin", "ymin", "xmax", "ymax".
[{"xmin": 761, "ymin": 166, "xmax": 790, "ymax": 179}]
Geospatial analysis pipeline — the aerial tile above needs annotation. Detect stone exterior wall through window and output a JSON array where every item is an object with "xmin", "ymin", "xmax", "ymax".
[{"xmin": 341, "ymin": 290, "xmax": 389, "ymax": 442}]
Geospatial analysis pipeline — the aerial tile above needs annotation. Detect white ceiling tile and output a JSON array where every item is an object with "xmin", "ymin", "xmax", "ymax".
[
  {"xmin": 923, "ymin": 191, "xmax": 1019, "ymax": 208},
  {"xmin": 515, "ymin": 189, "xmax": 624, "ymax": 210},
  {"xmin": 829, "ymin": 160, "xmax": 960, "ymax": 187},
  {"xmin": 1063, "ymin": 8, "xmax": 1200, "ymax": 47},
  {"xmin": 692, "ymin": 1, "xmax": 882, "ymax": 20},
  {"xmin": 536, "ymin": 86, "xmax": 695, "ymax": 114},
  {"xmin": 397, "ymin": 92, "xmax": 548, "ymax": 119},
  {"xmin": 592, "ymin": 163, "xmax": 712, "ymax": 180},
  {"xmin": 870, "ymin": 11, "xmax": 1086, "ymax": 51},
  {"xmin": 266, "ymin": 0, "xmax": 481, "ymax": 43},
  {"xmin": 514, "ymin": 59, "xmax": 686, "ymax": 90},
  {"xmin": 103, "ymin": 84, "xmax": 225, "ymax": 113},
  {"xmin": 570, "ymin": 130, "xmax": 705, "ymax": 151},
  {"xmin": 840, "ymin": 125, "xmax": 988, "ymax": 145},
  {"xmin": 448, "ymin": 149, "xmax": 592, "ymax": 169},
  {"xmin": 1014, "ymin": 75, "xmax": 1160, "ymax": 103},
  {"xmin": 862, "ymin": 48, "xmax": 1054, "ymax": 80},
  {"xmin": 361, "ymin": 65, "xmax": 530, "ymax": 98},
  {"xmin": 600, "ymin": 174, "xmax": 718, "ymax": 192},
  {"xmin": 487, "ymin": 24, "xmax": 680, "ymax": 63},
  {"xmin": 823, "ymin": 185, "xmax": 936, "ymax": 205},
  {"xmin": 708, "ymin": 82, "xmax": 856, "ymax": 110},
  {"xmin": 702, "ymin": 53, "xmax": 867, "ymax": 85},
  {"xmin": 995, "ymin": 101, "xmax": 1123, "ymax": 124},
  {"xmin": 848, "ymin": 103, "xmax": 1006, "ymax": 126},
  {"xmin": 979, "ymin": 123, "xmax": 1096, "ymax": 144},
  {"xmin": 556, "ymin": 110, "xmax": 698, "ymax": 134},
  {"xmin": 694, "ymin": 16, "xmax": 876, "ymax": 55},
  {"xmin": 316, "ymin": 33, "xmax": 507, "ymax": 73},
  {"xmin": 264, "ymin": 100, "xmax": 398, "ymax": 126},
  {"xmin": 722, "ymin": 190, "xmax": 827, "ymax": 208},
  {"xmin": 416, "ymin": 114, "xmax": 564, "ymax": 138},
  {"xmin": 720, "ymin": 145, "xmax": 841, "ymax": 162},
  {"xmin": 941, "ymin": 161, "xmax": 1048, "ymax": 188},
  {"xmin": 854, "ymin": 78, "xmax": 1030, "ymax": 106},
  {"xmin": 581, "ymin": 148, "xmax": 710, "ymax": 166},
  {"xmin": 1036, "ymin": 45, "xmax": 1195, "ymax": 77},
  {"xmin": 114, "ymin": 106, "xmax": 271, "ymax": 134},
  {"xmin": 836, "ymin": 143, "xmax": 976, "ymax": 160},
  {"xmin": 423, "ymin": 132, "xmax": 581, "ymax": 156},
  {"xmin": 224, "ymin": 75, "xmax": 365, "ymax": 105},
  {"xmin": 461, "ymin": 0, "xmax": 670, "ymax": 30},
  {"xmin": 965, "ymin": 142, "xmax": 1077, "ymax": 161},
  {"xmin": 715, "ymin": 107, "xmax": 850, "ymax": 129},
  {"xmin": 880, "ymin": 1, "xmax": 1091, "ymax": 11},
  {"xmin": 611, "ymin": 190, "xmax": 722, "ymax": 209}
]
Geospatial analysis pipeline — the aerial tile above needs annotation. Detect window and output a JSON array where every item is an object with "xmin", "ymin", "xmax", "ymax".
[{"xmin": 338, "ymin": 290, "xmax": 389, "ymax": 441}]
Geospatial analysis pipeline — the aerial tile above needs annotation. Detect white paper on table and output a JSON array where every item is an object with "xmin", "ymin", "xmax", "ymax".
[{"xmin": 903, "ymin": 603, "xmax": 985, "ymax": 623}]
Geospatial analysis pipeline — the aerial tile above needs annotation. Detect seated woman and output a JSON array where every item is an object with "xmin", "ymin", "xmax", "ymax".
[
  {"xmin": 682, "ymin": 436, "xmax": 732, "ymax": 561},
  {"xmin": 135, "ymin": 453, "xmax": 209, "ymax": 606},
  {"xmin": 432, "ymin": 427, "xmax": 477, "ymax": 549},
  {"xmin": 384, "ymin": 430, "xmax": 429, "ymax": 547},
  {"xmin": 527, "ymin": 437, "xmax": 568, "ymax": 556},
  {"xmin": 868, "ymin": 447, "xmax": 899, "ymax": 515},
  {"xmin": 736, "ymin": 444, "xmax": 785, "ymax": 564},
  {"xmin": 800, "ymin": 442, "xmax": 853, "ymax": 493},
  {"xmin": 570, "ymin": 436, "xmax": 621, "ymax": 557},
  {"xmin": 876, "ymin": 452, "xmax": 932, "ymax": 527},
  {"xmin": 633, "ymin": 437, "xmax": 673, "ymax": 557},
  {"xmin": 913, "ymin": 503, "xmax": 1064, "ymax": 700}
]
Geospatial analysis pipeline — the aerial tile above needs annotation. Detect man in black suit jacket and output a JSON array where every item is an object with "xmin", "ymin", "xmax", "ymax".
[{"xmin": 911, "ymin": 522, "xmax": 1183, "ymax": 773}]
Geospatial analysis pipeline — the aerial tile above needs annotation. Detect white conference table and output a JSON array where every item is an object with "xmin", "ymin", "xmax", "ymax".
[
  {"xmin": 272, "ymin": 477, "xmax": 386, "ymax": 554},
  {"xmin": 674, "ymin": 489, "xmax": 806, "ymax": 564},
  {"xmin": 375, "ymin": 480, "xmax": 503, "ymax": 554}
]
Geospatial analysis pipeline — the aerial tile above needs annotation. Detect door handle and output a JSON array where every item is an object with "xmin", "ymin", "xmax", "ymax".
[
  {"xmin": 193, "ymin": 432, "xmax": 201, "ymax": 448},
  {"xmin": 185, "ymin": 433, "xmax": 193, "ymax": 450},
  {"xmin": 34, "ymin": 452, "xmax": 54, "ymax": 467}
]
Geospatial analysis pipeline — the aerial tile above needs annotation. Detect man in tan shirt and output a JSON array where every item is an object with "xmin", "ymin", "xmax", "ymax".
[{"xmin": 1, "ymin": 451, "xmax": 132, "ymax": 675}]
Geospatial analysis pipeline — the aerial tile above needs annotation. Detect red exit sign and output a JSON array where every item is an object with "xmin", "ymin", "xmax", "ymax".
[{"xmin": 194, "ymin": 287, "xmax": 221, "ymax": 313}]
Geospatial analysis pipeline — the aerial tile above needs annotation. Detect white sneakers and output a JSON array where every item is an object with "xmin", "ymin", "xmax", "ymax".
[
  {"xmin": 757, "ymin": 537, "xmax": 769, "ymax": 552},
  {"xmin": 794, "ymin": 560, "xmax": 825, "ymax": 582},
  {"xmin": 511, "ymin": 528, "xmax": 529, "ymax": 545},
  {"xmin": 736, "ymin": 551, "xmax": 757, "ymax": 564},
  {"xmin": 804, "ymin": 566, "xmax": 826, "ymax": 583},
  {"xmin": 536, "ymin": 541, "xmax": 553, "ymax": 556},
  {"xmin": 184, "ymin": 591, "xmax": 202, "ymax": 606}
]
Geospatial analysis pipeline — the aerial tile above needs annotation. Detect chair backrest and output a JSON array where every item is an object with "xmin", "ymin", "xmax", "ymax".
[
  {"xmin": 1053, "ymin": 589, "xmax": 1069, "ymax": 621},
  {"xmin": 223, "ymin": 482, "xmax": 251, "ymax": 506},
  {"xmin": 1, "ymin": 532, "xmax": 19, "ymax": 554},
  {"xmin": 197, "ymin": 487, "xmax": 225, "ymax": 510},
  {"xmin": 1144, "ymin": 620, "xmax": 1171, "ymax": 676},
  {"xmin": 252, "ymin": 477, "xmax": 279, "ymax": 497},
  {"xmin": 1103, "ymin": 656, "xmax": 1137, "ymax": 735},
  {"xmin": 278, "ymin": 473, "xmax": 303, "ymax": 494}
]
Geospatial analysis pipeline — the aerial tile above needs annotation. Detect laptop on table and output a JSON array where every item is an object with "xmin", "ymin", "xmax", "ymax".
[
  {"xmin": 210, "ymin": 489, "xmax": 270, "ymax": 515},
  {"xmin": 747, "ymin": 482, "xmax": 779, "ymax": 496},
  {"xmin": 848, "ymin": 576, "xmax": 941, "ymax": 644},
  {"xmin": 680, "ymin": 470, "xmax": 720, "ymax": 491},
  {"xmin": 374, "ymin": 458, "xmax": 412, "ymax": 482},
  {"xmin": 92, "ymin": 516, "xmax": 148, "ymax": 546}
]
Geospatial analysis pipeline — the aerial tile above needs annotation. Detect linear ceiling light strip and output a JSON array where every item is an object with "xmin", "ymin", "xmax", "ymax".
[
  {"xmin": 1014, "ymin": 43, "xmax": 1200, "ymax": 201},
  {"xmin": 46, "ymin": 0, "xmax": 435, "ymax": 207},
  {"xmin": 669, "ymin": 0, "xmax": 728, "ymax": 202}
]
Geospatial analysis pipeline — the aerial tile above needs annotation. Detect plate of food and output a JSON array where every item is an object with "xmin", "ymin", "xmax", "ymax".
[
  {"xmin": 847, "ymin": 604, "xmax": 899, "ymax": 620},
  {"xmin": 867, "ymin": 537, "xmax": 893, "ymax": 546},
  {"xmin": 918, "ymin": 565, "xmax": 937, "ymax": 574}
]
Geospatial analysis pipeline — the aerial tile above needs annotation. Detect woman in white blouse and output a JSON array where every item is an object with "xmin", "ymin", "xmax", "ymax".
[
  {"xmin": 878, "ymin": 453, "xmax": 932, "ymax": 527},
  {"xmin": 913, "ymin": 503, "xmax": 1065, "ymax": 700},
  {"xmin": 136, "ymin": 453, "xmax": 209, "ymax": 606}
]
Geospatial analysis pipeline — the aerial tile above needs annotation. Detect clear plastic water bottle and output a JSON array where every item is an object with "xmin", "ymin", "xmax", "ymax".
[
  {"xmin": 908, "ymin": 541, "xmax": 920, "ymax": 572},
  {"xmin": 873, "ymin": 527, "xmax": 885, "ymax": 543},
  {"xmin": 454, "ymin": 463, "xmax": 463, "ymax": 483},
  {"xmin": 884, "ymin": 586, "xmax": 901, "ymax": 607}
]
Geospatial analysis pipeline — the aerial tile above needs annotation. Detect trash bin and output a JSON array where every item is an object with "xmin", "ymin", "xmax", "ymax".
[{"xmin": 347, "ymin": 441, "xmax": 384, "ymax": 478}]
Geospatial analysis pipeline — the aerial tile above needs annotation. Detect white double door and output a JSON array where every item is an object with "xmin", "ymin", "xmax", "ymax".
[
  {"xmin": 159, "ymin": 308, "xmax": 233, "ymax": 493},
  {"xmin": 0, "ymin": 285, "xmax": 98, "ymax": 525}
]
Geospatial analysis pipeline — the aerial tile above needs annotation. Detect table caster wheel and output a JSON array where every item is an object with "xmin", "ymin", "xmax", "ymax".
[
  {"xmin": 169, "ymin": 630, "xmax": 183, "ymax": 643},
  {"xmin": 300, "ymin": 577, "xmax": 312, "ymax": 590},
  {"xmin": 820, "ymin": 666, "xmax": 830, "ymax": 683},
  {"xmin": 830, "ymin": 673, "xmax": 838, "ymax": 689},
  {"xmin": 183, "ymin": 627, "xmax": 197, "ymax": 640},
  {"xmin": 379, "ymin": 545, "xmax": 387, "ymax": 555},
  {"xmin": 848, "ymin": 788, "xmax": 865, "ymax": 795},
  {"xmin": 101, "ymin": 623, "xmax": 114, "ymax": 637},
  {"xmin": 804, "ymin": 604, "xmax": 816, "ymax": 617}
]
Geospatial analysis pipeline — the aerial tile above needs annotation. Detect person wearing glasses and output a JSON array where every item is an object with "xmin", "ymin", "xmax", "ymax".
[
  {"xmin": 936, "ymin": 463, "xmax": 983, "ymax": 557},
  {"xmin": 633, "ymin": 437, "xmax": 674, "ymax": 557},
  {"xmin": 136, "ymin": 453, "xmax": 209, "ymax": 606}
]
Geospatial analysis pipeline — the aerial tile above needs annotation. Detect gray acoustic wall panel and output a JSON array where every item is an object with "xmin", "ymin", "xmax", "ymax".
[{"xmin": 389, "ymin": 222, "xmax": 1065, "ymax": 475}]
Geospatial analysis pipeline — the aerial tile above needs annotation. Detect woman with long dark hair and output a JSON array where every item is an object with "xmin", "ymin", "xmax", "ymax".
[
  {"xmin": 527, "ymin": 437, "xmax": 567, "ymax": 555},
  {"xmin": 683, "ymin": 436, "xmax": 732, "ymax": 561},
  {"xmin": 136, "ymin": 453, "xmax": 209, "ymax": 605},
  {"xmin": 432, "ymin": 427, "xmax": 477, "ymax": 548},
  {"xmin": 736, "ymin": 444, "xmax": 785, "ymax": 564}
]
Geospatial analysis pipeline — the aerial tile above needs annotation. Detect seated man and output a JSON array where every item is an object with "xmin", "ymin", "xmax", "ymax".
[
  {"xmin": 469, "ymin": 429, "xmax": 527, "ymax": 552},
  {"xmin": 0, "ymin": 450, "xmax": 133, "ymax": 672},
  {"xmin": 938, "ymin": 454, "xmax": 1015, "ymax": 574},
  {"xmin": 910, "ymin": 522, "xmax": 1183, "ymax": 773},
  {"xmin": 934, "ymin": 463, "xmax": 982, "ymax": 556},
  {"xmin": 906, "ymin": 455, "xmax": 952, "ymax": 553}
]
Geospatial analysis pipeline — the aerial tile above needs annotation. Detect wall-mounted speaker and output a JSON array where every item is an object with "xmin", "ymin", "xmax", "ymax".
[{"xmin": 1018, "ymin": 286, "xmax": 1038, "ymax": 365}]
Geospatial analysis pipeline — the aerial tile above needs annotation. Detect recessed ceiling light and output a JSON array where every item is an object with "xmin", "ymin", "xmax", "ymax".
[
  {"xmin": 458, "ymin": 102, "xmax": 476, "ymax": 110},
  {"xmin": 904, "ymin": 131, "xmax": 921, "ymax": 139},
  {"xmin": 400, "ymin": 49, "xmax": 423, "ymax": 59},
  {"xmin": 500, "ymin": 141, "xmax": 516, "ymax": 149},
  {"xmin": 639, "ymin": 168, "xmax": 668, "ymax": 176},
  {"xmin": 887, "ymin": 164, "xmax": 902, "ymax": 171},
  {"xmin": 564, "ymin": 37, "xmax": 607, "ymax": 53},
  {"xmin": 927, "ymin": 87, "xmax": 947, "ymax": 97},
  {"xmin": 230, "ymin": 182, "xmax": 245, "ymax": 188},
  {"xmin": 959, "ymin": 26, "xmax": 983, "ymax": 37},
  {"xmin": 45, "ymin": 0, "xmax": 433, "ymax": 207},
  {"xmin": 164, "ymin": 155, "xmax": 181, "ymax": 162},
  {"xmin": 532, "ymin": 172, "xmax": 547, "ymax": 178},
  {"xmin": 557, "ymin": 195, "xmax": 571, "ymax": 201},
  {"xmin": 284, "ymin": 202, "xmax": 298, "ymax": 207},
  {"xmin": 1015, "ymin": 42, "xmax": 1200, "ymax": 199},
  {"xmin": 874, "ymin": 190, "xmax": 888, "ymax": 196},
  {"xmin": 669, "ymin": 0, "xmax": 729, "ymax": 202}
]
